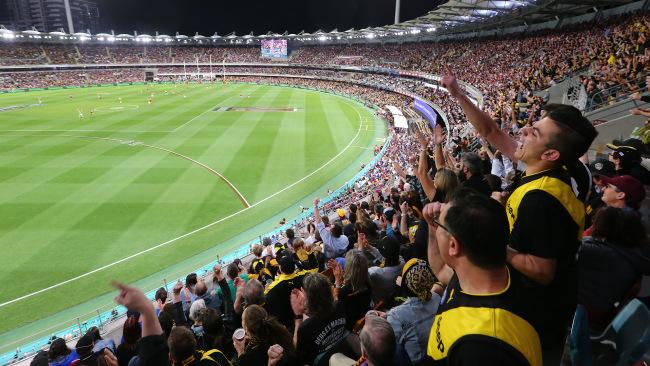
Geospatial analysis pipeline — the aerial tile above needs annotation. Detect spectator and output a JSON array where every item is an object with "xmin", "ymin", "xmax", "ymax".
[
  {"xmin": 314, "ymin": 197, "xmax": 348, "ymax": 259},
  {"xmin": 459, "ymin": 152, "xmax": 492, "ymax": 196},
  {"xmin": 292, "ymin": 238, "xmax": 319, "ymax": 272},
  {"xmin": 167, "ymin": 326, "xmax": 230, "ymax": 366},
  {"xmin": 197, "ymin": 307, "xmax": 236, "ymax": 359},
  {"xmin": 607, "ymin": 144, "xmax": 650, "ymax": 184},
  {"xmin": 263, "ymin": 255, "xmax": 306, "ymax": 330},
  {"xmin": 578, "ymin": 207, "xmax": 650, "ymax": 327},
  {"xmin": 292, "ymin": 273, "xmax": 348, "ymax": 364},
  {"xmin": 234, "ymin": 305, "xmax": 297, "ymax": 365},
  {"xmin": 154, "ymin": 287, "xmax": 168, "ymax": 316},
  {"xmin": 597, "ymin": 174, "xmax": 645, "ymax": 210},
  {"xmin": 334, "ymin": 250, "xmax": 372, "ymax": 330},
  {"xmin": 359, "ymin": 315, "xmax": 396, "ymax": 366},
  {"xmin": 443, "ymin": 69, "xmax": 598, "ymax": 355},
  {"xmin": 216, "ymin": 262, "xmax": 248, "ymax": 303},
  {"xmin": 368, "ymin": 236, "xmax": 404, "ymax": 305},
  {"xmin": 48, "ymin": 338, "xmax": 78, "ymax": 366},
  {"xmin": 387, "ymin": 258, "xmax": 440, "ymax": 365},
  {"xmin": 234, "ymin": 278, "xmax": 265, "ymax": 315},
  {"xmin": 424, "ymin": 190, "xmax": 542, "ymax": 365},
  {"xmin": 115, "ymin": 316, "xmax": 141, "ymax": 366},
  {"xmin": 432, "ymin": 168, "xmax": 459, "ymax": 203}
]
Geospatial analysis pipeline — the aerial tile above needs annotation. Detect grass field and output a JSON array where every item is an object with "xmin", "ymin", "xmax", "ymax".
[{"xmin": 0, "ymin": 82, "xmax": 385, "ymax": 352}]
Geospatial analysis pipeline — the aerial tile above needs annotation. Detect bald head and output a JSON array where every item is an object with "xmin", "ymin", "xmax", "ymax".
[{"xmin": 195, "ymin": 280, "xmax": 207, "ymax": 297}]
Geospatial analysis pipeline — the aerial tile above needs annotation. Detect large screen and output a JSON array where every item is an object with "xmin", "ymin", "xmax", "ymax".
[{"xmin": 261, "ymin": 39, "xmax": 288, "ymax": 59}]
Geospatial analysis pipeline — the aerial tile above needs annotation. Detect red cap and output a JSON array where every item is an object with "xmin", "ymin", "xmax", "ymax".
[{"xmin": 600, "ymin": 175, "xmax": 646, "ymax": 208}]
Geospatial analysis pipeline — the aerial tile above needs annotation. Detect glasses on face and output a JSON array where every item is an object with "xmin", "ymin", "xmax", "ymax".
[{"xmin": 430, "ymin": 217, "xmax": 452, "ymax": 234}]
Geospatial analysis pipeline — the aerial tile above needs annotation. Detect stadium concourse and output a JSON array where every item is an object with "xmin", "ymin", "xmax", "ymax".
[{"xmin": 3, "ymin": 4, "xmax": 650, "ymax": 366}]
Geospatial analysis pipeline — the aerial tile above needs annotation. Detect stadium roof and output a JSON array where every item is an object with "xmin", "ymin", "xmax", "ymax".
[{"xmin": 0, "ymin": 0, "xmax": 638, "ymax": 45}]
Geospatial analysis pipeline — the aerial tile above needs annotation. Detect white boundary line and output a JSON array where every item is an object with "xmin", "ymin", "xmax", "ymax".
[
  {"xmin": 0, "ymin": 100, "xmax": 369, "ymax": 308},
  {"xmin": 0, "ymin": 129, "xmax": 173, "ymax": 133}
]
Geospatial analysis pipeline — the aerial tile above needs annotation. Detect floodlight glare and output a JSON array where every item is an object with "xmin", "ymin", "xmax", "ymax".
[{"xmin": 365, "ymin": 33, "xmax": 375, "ymax": 39}]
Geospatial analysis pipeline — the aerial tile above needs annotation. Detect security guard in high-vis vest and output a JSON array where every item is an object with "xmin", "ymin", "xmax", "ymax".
[{"xmin": 424, "ymin": 192, "xmax": 542, "ymax": 366}]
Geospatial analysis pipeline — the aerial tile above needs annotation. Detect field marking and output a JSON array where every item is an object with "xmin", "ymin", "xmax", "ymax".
[
  {"xmin": 0, "ymin": 101, "xmax": 368, "ymax": 309},
  {"xmin": 0, "ymin": 133, "xmax": 251, "ymax": 208},
  {"xmin": 0, "ymin": 129, "xmax": 173, "ymax": 133}
]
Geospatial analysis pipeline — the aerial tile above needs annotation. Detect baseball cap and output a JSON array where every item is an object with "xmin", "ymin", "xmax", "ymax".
[
  {"xmin": 377, "ymin": 236, "xmax": 400, "ymax": 265},
  {"xmin": 610, "ymin": 138, "xmax": 646, "ymax": 155},
  {"xmin": 589, "ymin": 158, "xmax": 616, "ymax": 178},
  {"xmin": 607, "ymin": 144, "xmax": 641, "ymax": 163},
  {"xmin": 277, "ymin": 254, "xmax": 295, "ymax": 274},
  {"xmin": 600, "ymin": 175, "xmax": 646, "ymax": 209}
]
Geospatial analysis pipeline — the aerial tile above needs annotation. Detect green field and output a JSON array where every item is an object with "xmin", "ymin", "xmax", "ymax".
[{"xmin": 0, "ymin": 82, "xmax": 385, "ymax": 351}]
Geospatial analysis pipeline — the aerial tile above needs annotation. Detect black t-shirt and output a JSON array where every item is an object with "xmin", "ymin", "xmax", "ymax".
[
  {"xmin": 509, "ymin": 190, "xmax": 579, "ymax": 348},
  {"xmin": 296, "ymin": 303, "xmax": 348, "ymax": 364},
  {"xmin": 338, "ymin": 285, "xmax": 372, "ymax": 330},
  {"xmin": 264, "ymin": 274, "xmax": 305, "ymax": 330},
  {"xmin": 446, "ymin": 338, "xmax": 530, "ymax": 366},
  {"xmin": 413, "ymin": 219, "xmax": 429, "ymax": 261},
  {"xmin": 115, "ymin": 344, "xmax": 137, "ymax": 366},
  {"xmin": 461, "ymin": 174, "xmax": 492, "ymax": 196}
]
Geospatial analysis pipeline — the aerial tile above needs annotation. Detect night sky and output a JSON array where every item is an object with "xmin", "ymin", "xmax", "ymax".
[{"xmin": 95, "ymin": 0, "xmax": 442, "ymax": 36}]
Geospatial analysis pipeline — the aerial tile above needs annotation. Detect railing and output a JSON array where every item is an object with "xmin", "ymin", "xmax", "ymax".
[
  {"xmin": 0, "ymin": 81, "xmax": 395, "ymax": 366},
  {"xmin": 584, "ymin": 75, "xmax": 646, "ymax": 112}
]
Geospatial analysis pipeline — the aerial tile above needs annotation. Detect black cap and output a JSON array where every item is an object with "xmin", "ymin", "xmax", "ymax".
[
  {"xmin": 589, "ymin": 158, "xmax": 616, "ymax": 178},
  {"xmin": 378, "ymin": 236, "xmax": 400, "ymax": 266},
  {"xmin": 611, "ymin": 138, "xmax": 646, "ymax": 155},
  {"xmin": 278, "ymin": 254, "xmax": 295, "ymax": 274}
]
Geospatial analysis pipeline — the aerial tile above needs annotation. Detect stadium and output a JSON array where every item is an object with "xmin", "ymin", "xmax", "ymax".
[{"xmin": 1, "ymin": 0, "xmax": 650, "ymax": 365}]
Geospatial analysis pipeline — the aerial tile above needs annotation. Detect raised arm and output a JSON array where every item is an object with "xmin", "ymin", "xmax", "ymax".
[
  {"xmin": 433, "ymin": 124, "xmax": 447, "ymax": 170},
  {"xmin": 441, "ymin": 68, "xmax": 518, "ymax": 160},
  {"xmin": 422, "ymin": 203, "xmax": 453, "ymax": 285},
  {"xmin": 313, "ymin": 197, "xmax": 322, "ymax": 224},
  {"xmin": 415, "ymin": 133, "xmax": 437, "ymax": 201}
]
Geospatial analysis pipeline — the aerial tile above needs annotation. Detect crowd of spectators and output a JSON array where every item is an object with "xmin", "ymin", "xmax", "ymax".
[
  {"xmin": 6, "ymin": 8, "xmax": 650, "ymax": 366},
  {"xmin": 3, "ymin": 12, "xmax": 650, "ymax": 115}
]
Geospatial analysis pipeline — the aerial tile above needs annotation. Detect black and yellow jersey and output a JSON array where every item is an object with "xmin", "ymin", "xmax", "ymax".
[
  {"xmin": 506, "ymin": 168, "xmax": 585, "ymax": 238},
  {"xmin": 427, "ymin": 268, "xmax": 542, "ymax": 366}
]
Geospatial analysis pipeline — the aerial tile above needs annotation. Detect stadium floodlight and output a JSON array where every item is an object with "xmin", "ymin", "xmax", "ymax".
[
  {"xmin": 410, "ymin": 29, "xmax": 421, "ymax": 34},
  {"xmin": 426, "ymin": 27, "xmax": 436, "ymax": 32},
  {"xmin": 365, "ymin": 33, "xmax": 375, "ymax": 39},
  {"xmin": 318, "ymin": 35, "xmax": 328, "ymax": 41}
]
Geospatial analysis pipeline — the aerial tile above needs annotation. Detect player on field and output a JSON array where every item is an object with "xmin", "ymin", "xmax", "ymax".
[{"xmin": 77, "ymin": 109, "xmax": 84, "ymax": 119}]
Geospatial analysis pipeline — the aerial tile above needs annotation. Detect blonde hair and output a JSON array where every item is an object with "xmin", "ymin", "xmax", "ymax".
[
  {"xmin": 434, "ymin": 168, "xmax": 460, "ymax": 203},
  {"xmin": 292, "ymin": 238, "xmax": 305, "ymax": 251},
  {"xmin": 252, "ymin": 244, "xmax": 263, "ymax": 257},
  {"xmin": 344, "ymin": 250, "xmax": 370, "ymax": 292}
]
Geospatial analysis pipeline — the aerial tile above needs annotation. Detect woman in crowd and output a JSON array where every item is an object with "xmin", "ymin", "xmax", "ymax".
[
  {"xmin": 115, "ymin": 316, "xmax": 141, "ymax": 366},
  {"xmin": 334, "ymin": 250, "xmax": 372, "ymax": 330},
  {"xmin": 48, "ymin": 338, "xmax": 79, "ymax": 366},
  {"xmin": 292, "ymin": 273, "xmax": 349, "ymax": 364},
  {"xmin": 433, "ymin": 168, "xmax": 460, "ymax": 203},
  {"xmin": 387, "ymin": 259, "xmax": 441, "ymax": 365},
  {"xmin": 578, "ymin": 206, "xmax": 650, "ymax": 328},
  {"xmin": 234, "ymin": 305, "xmax": 297, "ymax": 365}
]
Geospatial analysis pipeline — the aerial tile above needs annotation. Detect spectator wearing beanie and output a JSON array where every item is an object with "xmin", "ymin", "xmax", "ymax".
[
  {"xmin": 387, "ymin": 259, "xmax": 440, "ymax": 365},
  {"xmin": 264, "ymin": 255, "xmax": 306, "ymax": 330}
]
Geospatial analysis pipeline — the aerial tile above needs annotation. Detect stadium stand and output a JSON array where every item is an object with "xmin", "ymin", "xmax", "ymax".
[{"xmin": 2, "ymin": 3, "xmax": 650, "ymax": 366}]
